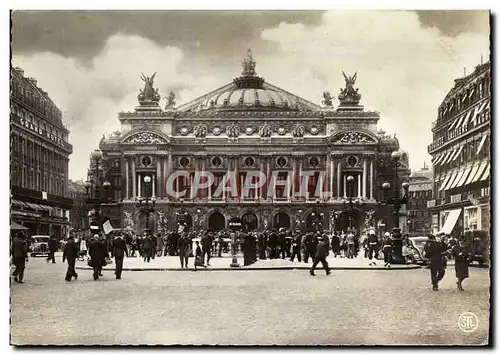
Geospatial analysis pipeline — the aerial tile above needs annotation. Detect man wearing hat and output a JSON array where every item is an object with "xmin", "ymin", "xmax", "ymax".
[
  {"xmin": 367, "ymin": 229, "xmax": 379, "ymax": 266},
  {"xmin": 309, "ymin": 235, "xmax": 331, "ymax": 276},
  {"xmin": 89, "ymin": 234, "xmax": 106, "ymax": 280},
  {"xmin": 113, "ymin": 233, "xmax": 128, "ymax": 279},
  {"xmin": 424, "ymin": 234, "xmax": 447, "ymax": 291},
  {"xmin": 62, "ymin": 235, "xmax": 79, "ymax": 281},
  {"xmin": 11, "ymin": 232, "xmax": 29, "ymax": 284},
  {"xmin": 382, "ymin": 232, "xmax": 393, "ymax": 267}
]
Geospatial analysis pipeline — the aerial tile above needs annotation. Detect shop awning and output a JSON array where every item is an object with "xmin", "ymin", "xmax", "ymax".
[
  {"xmin": 24, "ymin": 202, "xmax": 40, "ymax": 210},
  {"xmin": 450, "ymin": 144, "xmax": 464, "ymax": 163},
  {"xmin": 439, "ymin": 209, "xmax": 462, "ymax": 235},
  {"xmin": 11, "ymin": 200, "xmax": 27, "ymax": 208},
  {"xmin": 470, "ymin": 101, "xmax": 488, "ymax": 125},
  {"xmin": 433, "ymin": 154, "xmax": 445, "ymax": 166},
  {"xmin": 442, "ymin": 172, "xmax": 460, "ymax": 191},
  {"xmin": 464, "ymin": 164, "xmax": 482, "ymax": 186},
  {"xmin": 460, "ymin": 110, "xmax": 473, "ymax": 127},
  {"xmin": 449, "ymin": 170, "xmax": 466, "ymax": 189},
  {"xmin": 438, "ymin": 175, "xmax": 452, "ymax": 191},
  {"xmin": 455, "ymin": 166, "xmax": 473, "ymax": 188},
  {"xmin": 476, "ymin": 135, "xmax": 487, "ymax": 155},
  {"xmin": 448, "ymin": 114, "xmax": 463, "ymax": 131},
  {"xmin": 472, "ymin": 161, "xmax": 489, "ymax": 183},
  {"xmin": 480, "ymin": 163, "xmax": 490, "ymax": 181},
  {"xmin": 442, "ymin": 150, "xmax": 455, "ymax": 165},
  {"xmin": 431, "ymin": 154, "xmax": 441, "ymax": 165},
  {"xmin": 11, "ymin": 221, "xmax": 29, "ymax": 230},
  {"xmin": 436, "ymin": 151, "xmax": 452, "ymax": 166}
]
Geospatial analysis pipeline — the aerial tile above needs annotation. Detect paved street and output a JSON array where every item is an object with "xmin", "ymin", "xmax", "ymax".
[{"xmin": 11, "ymin": 256, "xmax": 490, "ymax": 346}]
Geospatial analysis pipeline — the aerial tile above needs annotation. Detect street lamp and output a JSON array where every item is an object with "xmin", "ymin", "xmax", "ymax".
[
  {"xmin": 381, "ymin": 150, "xmax": 410, "ymax": 264},
  {"xmin": 297, "ymin": 209, "xmax": 304, "ymax": 231},
  {"xmin": 176, "ymin": 199, "xmax": 189, "ymax": 231},
  {"xmin": 196, "ymin": 209, "xmax": 203, "ymax": 230},
  {"xmin": 84, "ymin": 149, "xmax": 110, "ymax": 231},
  {"xmin": 135, "ymin": 175, "xmax": 156, "ymax": 232},
  {"xmin": 342, "ymin": 175, "xmax": 363, "ymax": 230}
]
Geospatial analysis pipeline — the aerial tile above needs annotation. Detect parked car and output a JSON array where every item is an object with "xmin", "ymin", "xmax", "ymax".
[
  {"xmin": 464, "ymin": 230, "xmax": 489, "ymax": 267},
  {"xmin": 407, "ymin": 236, "xmax": 429, "ymax": 265},
  {"xmin": 30, "ymin": 235, "xmax": 50, "ymax": 257}
]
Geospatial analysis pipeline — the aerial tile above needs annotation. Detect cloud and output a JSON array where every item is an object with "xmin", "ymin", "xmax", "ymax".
[
  {"xmin": 259, "ymin": 10, "xmax": 490, "ymax": 170},
  {"xmin": 12, "ymin": 34, "xmax": 226, "ymax": 180}
]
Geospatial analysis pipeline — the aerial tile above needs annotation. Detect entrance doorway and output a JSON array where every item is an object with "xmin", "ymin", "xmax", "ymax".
[
  {"xmin": 273, "ymin": 212, "xmax": 290, "ymax": 230},
  {"xmin": 339, "ymin": 209, "xmax": 361, "ymax": 233},
  {"xmin": 208, "ymin": 212, "xmax": 226, "ymax": 231},
  {"xmin": 241, "ymin": 212, "xmax": 258, "ymax": 231}
]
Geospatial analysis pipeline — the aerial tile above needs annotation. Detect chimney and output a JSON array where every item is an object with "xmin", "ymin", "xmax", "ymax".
[{"xmin": 463, "ymin": 66, "xmax": 466, "ymax": 76}]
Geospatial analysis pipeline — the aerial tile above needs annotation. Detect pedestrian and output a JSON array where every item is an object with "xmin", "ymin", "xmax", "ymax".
[
  {"xmin": 331, "ymin": 231, "xmax": 340, "ymax": 257},
  {"xmin": 303, "ymin": 233, "xmax": 317, "ymax": 263},
  {"xmin": 88, "ymin": 234, "xmax": 106, "ymax": 281},
  {"xmin": 46, "ymin": 235, "xmax": 58, "ymax": 263},
  {"xmin": 78, "ymin": 236, "xmax": 88, "ymax": 261},
  {"xmin": 309, "ymin": 235, "xmax": 331, "ymax": 276},
  {"xmin": 194, "ymin": 241, "xmax": 206, "ymax": 270},
  {"xmin": 11, "ymin": 232, "xmax": 29, "ymax": 284},
  {"xmin": 142, "ymin": 231, "xmax": 153, "ymax": 263},
  {"xmin": 382, "ymin": 232, "xmax": 393, "ymax": 267},
  {"xmin": 424, "ymin": 234, "xmax": 446, "ymax": 291},
  {"xmin": 201, "ymin": 233, "xmax": 212, "ymax": 266},
  {"xmin": 62, "ymin": 236, "xmax": 79, "ymax": 282},
  {"xmin": 178, "ymin": 233, "xmax": 190, "ymax": 268},
  {"xmin": 113, "ymin": 233, "xmax": 128, "ymax": 280},
  {"xmin": 451, "ymin": 237, "xmax": 470, "ymax": 291},
  {"xmin": 151, "ymin": 233, "xmax": 157, "ymax": 260},
  {"xmin": 290, "ymin": 232, "xmax": 302, "ymax": 262},
  {"xmin": 346, "ymin": 230, "xmax": 355, "ymax": 259},
  {"xmin": 367, "ymin": 229, "xmax": 379, "ymax": 266},
  {"xmin": 258, "ymin": 233, "xmax": 267, "ymax": 260}
]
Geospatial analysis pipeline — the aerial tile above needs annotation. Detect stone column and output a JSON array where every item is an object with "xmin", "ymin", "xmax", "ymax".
[
  {"xmin": 291, "ymin": 157, "xmax": 296, "ymax": 200},
  {"xmin": 363, "ymin": 158, "xmax": 368, "ymax": 199},
  {"xmin": 330, "ymin": 154, "xmax": 334, "ymax": 199},
  {"xmin": 370, "ymin": 158, "xmax": 374, "ymax": 200},
  {"xmin": 337, "ymin": 160, "xmax": 342, "ymax": 198},
  {"xmin": 131, "ymin": 157, "xmax": 136, "ymax": 199},
  {"xmin": 202, "ymin": 156, "xmax": 206, "ymax": 199},
  {"xmin": 234, "ymin": 156, "xmax": 239, "ymax": 198},
  {"xmin": 137, "ymin": 173, "xmax": 141, "ymax": 198},
  {"xmin": 156, "ymin": 157, "xmax": 161, "ymax": 198},
  {"xmin": 125, "ymin": 156, "xmax": 129, "ymax": 200},
  {"xmin": 259, "ymin": 157, "xmax": 264, "ymax": 199},
  {"xmin": 224, "ymin": 155, "xmax": 230, "ymax": 199},
  {"xmin": 152, "ymin": 174, "xmax": 156, "ymax": 198},
  {"xmin": 357, "ymin": 174, "xmax": 361, "ymax": 198},
  {"xmin": 343, "ymin": 175, "xmax": 347, "ymax": 197},
  {"xmin": 298, "ymin": 156, "xmax": 303, "ymax": 200},
  {"xmin": 266, "ymin": 157, "xmax": 271, "ymax": 200},
  {"xmin": 326, "ymin": 153, "xmax": 331, "ymax": 199}
]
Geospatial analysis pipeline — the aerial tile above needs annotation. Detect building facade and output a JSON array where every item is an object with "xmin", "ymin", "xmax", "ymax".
[
  {"xmin": 10, "ymin": 67, "xmax": 73, "ymax": 237},
  {"xmin": 68, "ymin": 179, "xmax": 91, "ymax": 234},
  {"xmin": 428, "ymin": 61, "xmax": 490, "ymax": 236},
  {"xmin": 406, "ymin": 165, "xmax": 433, "ymax": 236},
  {"xmin": 91, "ymin": 51, "xmax": 409, "ymax": 234}
]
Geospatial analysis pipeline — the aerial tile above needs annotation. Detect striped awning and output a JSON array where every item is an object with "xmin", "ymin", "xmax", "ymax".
[
  {"xmin": 434, "ymin": 153, "xmax": 445, "ymax": 166},
  {"xmin": 444, "ymin": 172, "xmax": 461, "ymax": 191},
  {"xmin": 438, "ymin": 175, "xmax": 452, "ymax": 191},
  {"xmin": 472, "ymin": 161, "xmax": 489, "ymax": 183},
  {"xmin": 449, "ymin": 169, "xmax": 466, "ymax": 189},
  {"xmin": 464, "ymin": 164, "xmax": 482, "ymax": 186},
  {"xmin": 451, "ymin": 144, "xmax": 464, "ymax": 163},
  {"xmin": 480, "ymin": 163, "xmax": 490, "ymax": 181},
  {"xmin": 460, "ymin": 110, "xmax": 473, "ymax": 127},
  {"xmin": 439, "ymin": 151, "xmax": 453, "ymax": 166},
  {"xmin": 470, "ymin": 101, "xmax": 488, "ymax": 125},
  {"xmin": 455, "ymin": 166, "xmax": 473, "ymax": 188},
  {"xmin": 448, "ymin": 114, "xmax": 463, "ymax": 131},
  {"xmin": 476, "ymin": 135, "xmax": 488, "ymax": 155}
]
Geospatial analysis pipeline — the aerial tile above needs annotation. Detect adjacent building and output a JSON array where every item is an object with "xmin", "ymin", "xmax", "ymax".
[
  {"xmin": 428, "ymin": 61, "xmax": 491, "ymax": 236},
  {"xmin": 10, "ymin": 67, "xmax": 73, "ymax": 237},
  {"xmin": 406, "ymin": 165, "xmax": 433, "ymax": 236},
  {"xmin": 89, "ymin": 50, "xmax": 409, "ymax": 234}
]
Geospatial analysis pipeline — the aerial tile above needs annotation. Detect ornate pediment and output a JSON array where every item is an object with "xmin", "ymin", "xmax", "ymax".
[
  {"xmin": 330, "ymin": 131, "xmax": 377, "ymax": 144},
  {"xmin": 122, "ymin": 131, "xmax": 169, "ymax": 145}
]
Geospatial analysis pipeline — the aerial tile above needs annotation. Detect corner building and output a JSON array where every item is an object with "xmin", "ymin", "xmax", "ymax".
[
  {"xmin": 95, "ymin": 51, "xmax": 409, "ymax": 234},
  {"xmin": 428, "ymin": 62, "xmax": 490, "ymax": 235},
  {"xmin": 10, "ymin": 67, "xmax": 73, "ymax": 237}
]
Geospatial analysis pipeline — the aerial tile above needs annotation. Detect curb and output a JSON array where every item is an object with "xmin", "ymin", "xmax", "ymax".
[{"xmin": 75, "ymin": 265, "xmax": 421, "ymax": 272}]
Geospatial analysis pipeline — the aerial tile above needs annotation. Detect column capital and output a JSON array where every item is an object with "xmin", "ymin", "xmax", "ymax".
[
  {"xmin": 362, "ymin": 153, "xmax": 376, "ymax": 159},
  {"xmin": 331, "ymin": 153, "xmax": 344, "ymax": 159}
]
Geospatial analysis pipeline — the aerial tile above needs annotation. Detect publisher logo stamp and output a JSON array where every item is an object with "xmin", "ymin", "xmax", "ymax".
[{"xmin": 458, "ymin": 312, "xmax": 479, "ymax": 333}]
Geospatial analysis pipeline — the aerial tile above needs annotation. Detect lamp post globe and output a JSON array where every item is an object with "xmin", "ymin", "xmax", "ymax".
[
  {"xmin": 382, "ymin": 181, "xmax": 391, "ymax": 190},
  {"xmin": 103, "ymin": 180, "xmax": 111, "ymax": 188},
  {"xmin": 144, "ymin": 175, "xmax": 151, "ymax": 184},
  {"xmin": 347, "ymin": 175, "xmax": 354, "ymax": 183},
  {"xmin": 91, "ymin": 149, "xmax": 103, "ymax": 161},
  {"xmin": 402, "ymin": 181, "xmax": 410, "ymax": 191},
  {"xmin": 391, "ymin": 150, "xmax": 402, "ymax": 161},
  {"xmin": 84, "ymin": 181, "xmax": 91, "ymax": 190}
]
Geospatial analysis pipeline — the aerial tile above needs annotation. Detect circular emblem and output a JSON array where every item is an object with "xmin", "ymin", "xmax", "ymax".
[
  {"xmin": 245, "ymin": 127, "xmax": 254, "ymax": 135},
  {"xmin": 213, "ymin": 126, "xmax": 222, "ymax": 136},
  {"xmin": 179, "ymin": 127, "xmax": 189, "ymax": 136},
  {"xmin": 347, "ymin": 156, "xmax": 358, "ymax": 167},
  {"xmin": 458, "ymin": 312, "xmax": 479, "ymax": 333},
  {"xmin": 141, "ymin": 156, "xmax": 152, "ymax": 167},
  {"xmin": 212, "ymin": 156, "xmax": 222, "ymax": 167},
  {"xmin": 244, "ymin": 157, "xmax": 255, "ymax": 167},
  {"xmin": 310, "ymin": 126, "xmax": 319, "ymax": 135},
  {"xmin": 179, "ymin": 157, "xmax": 190, "ymax": 167},
  {"xmin": 278, "ymin": 127, "xmax": 286, "ymax": 135}
]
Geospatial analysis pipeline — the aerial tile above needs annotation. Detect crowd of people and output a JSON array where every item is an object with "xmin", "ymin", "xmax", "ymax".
[{"xmin": 10, "ymin": 227, "xmax": 476, "ymax": 290}]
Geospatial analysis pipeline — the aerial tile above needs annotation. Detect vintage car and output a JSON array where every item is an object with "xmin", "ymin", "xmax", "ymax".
[
  {"xmin": 464, "ymin": 230, "xmax": 489, "ymax": 267},
  {"xmin": 30, "ymin": 235, "xmax": 50, "ymax": 257},
  {"xmin": 407, "ymin": 236, "xmax": 429, "ymax": 265}
]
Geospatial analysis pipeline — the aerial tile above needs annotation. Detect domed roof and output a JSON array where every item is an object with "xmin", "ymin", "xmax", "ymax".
[{"xmin": 202, "ymin": 87, "xmax": 299, "ymax": 110}]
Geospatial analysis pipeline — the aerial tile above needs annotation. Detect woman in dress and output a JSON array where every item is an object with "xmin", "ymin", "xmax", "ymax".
[
  {"xmin": 402, "ymin": 234, "xmax": 412, "ymax": 264},
  {"xmin": 451, "ymin": 237, "xmax": 470, "ymax": 291}
]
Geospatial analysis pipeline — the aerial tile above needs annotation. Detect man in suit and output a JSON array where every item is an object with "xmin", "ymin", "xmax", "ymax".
[
  {"xmin": 62, "ymin": 236, "xmax": 79, "ymax": 281},
  {"xmin": 88, "ymin": 234, "xmax": 106, "ymax": 280},
  {"xmin": 290, "ymin": 232, "xmax": 302, "ymax": 262},
  {"xmin": 142, "ymin": 231, "xmax": 153, "ymax": 263},
  {"xmin": 46, "ymin": 235, "xmax": 58, "ymax": 263},
  {"xmin": 424, "ymin": 234, "xmax": 447, "ymax": 291},
  {"xmin": 201, "ymin": 233, "xmax": 212, "ymax": 266},
  {"xmin": 178, "ymin": 233, "xmax": 190, "ymax": 268},
  {"xmin": 310, "ymin": 235, "xmax": 331, "ymax": 276},
  {"xmin": 112, "ymin": 234, "xmax": 129, "ymax": 279},
  {"xmin": 11, "ymin": 232, "xmax": 29, "ymax": 283}
]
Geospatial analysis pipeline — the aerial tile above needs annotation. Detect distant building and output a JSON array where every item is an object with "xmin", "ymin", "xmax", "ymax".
[
  {"xmin": 406, "ymin": 164, "xmax": 433, "ymax": 236},
  {"xmin": 68, "ymin": 179, "xmax": 90, "ymax": 233},
  {"xmin": 428, "ymin": 61, "xmax": 490, "ymax": 236},
  {"xmin": 10, "ymin": 67, "xmax": 73, "ymax": 237}
]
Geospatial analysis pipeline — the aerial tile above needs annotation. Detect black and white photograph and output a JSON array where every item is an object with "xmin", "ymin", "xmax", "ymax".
[{"xmin": 8, "ymin": 8, "xmax": 491, "ymax": 346}]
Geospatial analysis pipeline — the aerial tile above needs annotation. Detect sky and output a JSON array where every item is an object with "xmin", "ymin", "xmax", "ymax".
[{"xmin": 11, "ymin": 10, "xmax": 490, "ymax": 181}]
